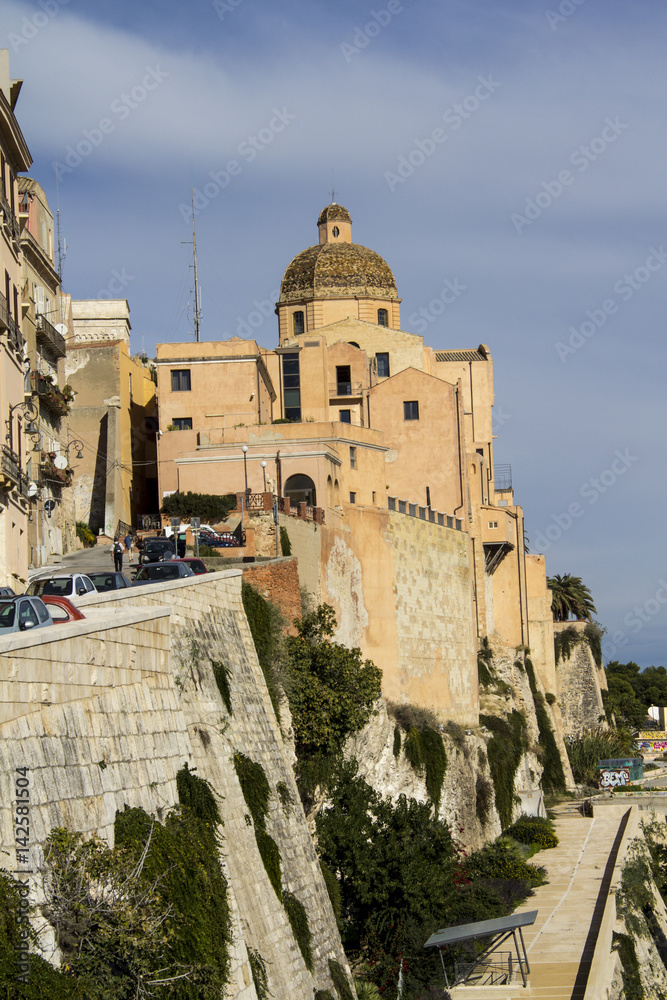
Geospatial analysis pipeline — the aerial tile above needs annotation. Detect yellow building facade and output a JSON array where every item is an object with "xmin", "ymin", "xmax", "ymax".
[{"xmin": 155, "ymin": 204, "xmax": 554, "ymax": 723}]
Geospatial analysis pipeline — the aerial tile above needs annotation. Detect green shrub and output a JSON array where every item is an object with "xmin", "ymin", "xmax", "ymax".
[
  {"xmin": 247, "ymin": 948, "xmax": 270, "ymax": 1000},
  {"xmin": 402, "ymin": 726, "xmax": 448, "ymax": 809},
  {"xmin": 481, "ymin": 711, "xmax": 527, "ymax": 829},
  {"xmin": 233, "ymin": 752, "xmax": 270, "ymax": 828},
  {"xmin": 554, "ymin": 625, "xmax": 584, "ymax": 664},
  {"xmin": 565, "ymin": 727, "xmax": 635, "ymax": 787},
  {"xmin": 315, "ymin": 992, "xmax": 335, "ymax": 1000},
  {"xmin": 280, "ymin": 526, "xmax": 292, "ymax": 555},
  {"xmin": 198, "ymin": 543, "xmax": 220, "ymax": 557},
  {"xmin": 475, "ymin": 775, "xmax": 494, "ymax": 825},
  {"xmin": 392, "ymin": 725, "xmax": 401, "ymax": 757},
  {"xmin": 320, "ymin": 859, "xmax": 343, "ymax": 927},
  {"xmin": 283, "ymin": 891, "xmax": 312, "ymax": 970},
  {"xmin": 506, "ymin": 816, "xmax": 559, "ymax": 849},
  {"xmin": 612, "ymin": 932, "xmax": 644, "ymax": 1000},
  {"xmin": 329, "ymin": 958, "xmax": 356, "ymax": 1000},
  {"xmin": 160, "ymin": 490, "xmax": 236, "ymax": 522},
  {"xmin": 355, "ymin": 984, "xmax": 381, "ymax": 1000},
  {"xmin": 524, "ymin": 658, "xmax": 565, "ymax": 790},
  {"xmin": 464, "ymin": 839, "xmax": 547, "ymax": 887},
  {"xmin": 211, "ymin": 660, "xmax": 232, "ymax": 714},
  {"xmin": 76, "ymin": 521, "xmax": 95, "ymax": 547},
  {"xmin": 477, "ymin": 657, "xmax": 493, "ymax": 686},
  {"xmin": 545, "ymin": 692, "xmax": 557, "ymax": 705},
  {"xmin": 242, "ymin": 581, "xmax": 283, "ymax": 720}
]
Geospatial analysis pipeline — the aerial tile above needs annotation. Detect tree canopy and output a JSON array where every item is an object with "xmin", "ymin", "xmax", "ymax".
[
  {"xmin": 547, "ymin": 573, "xmax": 597, "ymax": 622},
  {"xmin": 159, "ymin": 490, "xmax": 237, "ymax": 522},
  {"xmin": 605, "ymin": 661, "xmax": 667, "ymax": 727}
]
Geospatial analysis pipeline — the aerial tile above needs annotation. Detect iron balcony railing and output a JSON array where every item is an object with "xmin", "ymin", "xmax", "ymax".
[
  {"xmin": 0, "ymin": 194, "xmax": 20, "ymax": 245},
  {"xmin": 0, "ymin": 291, "xmax": 23, "ymax": 354},
  {"xmin": 1, "ymin": 445, "xmax": 20, "ymax": 486},
  {"xmin": 329, "ymin": 381, "xmax": 364, "ymax": 397},
  {"xmin": 494, "ymin": 464, "xmax": 513, "ymax": 492},
  {"xmin": 36, "ymin": 313, "xmax": 67, "ymax": 358}
]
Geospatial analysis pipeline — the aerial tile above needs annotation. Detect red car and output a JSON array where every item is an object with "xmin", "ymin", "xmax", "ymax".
[{"xmin": 41, "ymin": 595, "xmax": 86, "ymax": 623}]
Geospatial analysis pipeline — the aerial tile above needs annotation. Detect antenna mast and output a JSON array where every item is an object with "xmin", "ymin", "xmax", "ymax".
[
  {"xmin": 56, "ymin": 172, "xmax": 66, "ymax": 283},
  {"xmin": 191, "ymin": 190, "xmax": 201, "ymax": 342}
]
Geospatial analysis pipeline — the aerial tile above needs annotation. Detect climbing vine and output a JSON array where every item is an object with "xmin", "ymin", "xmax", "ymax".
[
  {"xmin": 480, "ymin": 710, "xmax": 527, "ymax": 829},
  {"xmin": 283, "ymin": 891, "xmax": 313, "ymax": 970},
  {"xmin": 524, "ymin": 658, "xmax": 565, "ymax": 791}
]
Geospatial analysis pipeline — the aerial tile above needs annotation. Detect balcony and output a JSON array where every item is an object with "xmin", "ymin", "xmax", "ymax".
[
  {"xmin": 39, "ymin": 451, "xmax": 73, "ymax": 488},
  {"xmin": 329, "ymin": 381, "xmax": 364, "ymax": 399},
  {"xmin": 0, "ymin": 445, "xmax": 20, "ymax": 492},
  {"xmin": 36, "ymin": 313, "xmax": 67, "ymax": 358},
  {"xmin": 0, "ymin": 291, "xmax": 24, "ymax": 356},
  {"xmin": 30, "ymin": 372, "xmax": 72, "ymax": 418},
  {"xmin": 0, "ymin": 193, "xmax": 20, "ymax": 247}
]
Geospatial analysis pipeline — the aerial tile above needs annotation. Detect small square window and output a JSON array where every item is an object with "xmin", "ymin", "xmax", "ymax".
[
  {"xmin": 403, "ymin": 400, "xmax": 419, "ymax": 420},
  {"xmin": 172, "ymin": 417, "xmax": 193, "ymax": 430},
  {"xmin": 171, "ymin": 369, "xmax": 191, "ymax": 392},
  {"xmin": 349, "ymin": 492, "xmax": 356, "ymax": 504},
  {"xmin": 349, "ymin": 446, "xmax": 356, "ymax": 469},
  {"xmin": 488, "ymin": 521, "xmax": 498, "ymax": 529},
  {"xmin": 339, "ymin": 409, "xmax": 351, "ymax": 423}
]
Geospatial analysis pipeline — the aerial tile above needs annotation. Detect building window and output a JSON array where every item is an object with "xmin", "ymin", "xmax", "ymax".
[
  {"xmin": 372, "ymin": 491, "xmax": 376, "ymax": 504},
  {"xmin": 488, "ymin": 521, "xmax": 498, "ymax": 529},
  {"xmin": 349, "ymin": 446, "xmax": 356, "ymax": 469},
  {"xmin": 377, "ymin": 308, "xmax": 388, "ymax": 327},
  {"xmin": 171, "ymin": 369, "xmax": 191, "ymax": 392},
  {"xmin": 172, "ymin": 417, "xmax": 193, "ymax": 430},
  {"xmin": 282, "ymin": 352, "xmax": 301, "ymax": 421},
  {"xmin": 332, "ymin": 226, "xmax": 340, "ymax": 237},
  {"xmin": 376, "ymin": 352, "xmax": 390, "ymax": 378},
  {"xmin": 293, "ymin": 311, "xmax": 304, "ymax": 334},
  {"xmin": 336, "ymin": 365, "xmax": 351, "ymax": 395},
  {"xmin": 403, "ymin": 400, "xmax": 419, "ymax": 420},
  {"xmin": 339, "ymin": 409, "xmax": 351, "ymax": 423},
  {"xmin": 349, "ymin": 492, "xmax": 356, "ymax": 504}
]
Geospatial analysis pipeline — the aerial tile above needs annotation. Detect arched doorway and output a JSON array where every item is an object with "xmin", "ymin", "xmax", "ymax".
[{"xmin": 284, "ymin": 473, "xmax": 316, "ymax": 506}]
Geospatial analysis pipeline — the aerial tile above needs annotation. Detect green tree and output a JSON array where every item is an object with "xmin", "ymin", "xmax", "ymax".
[
  {"xmin": 284, "ymin": 605, "xmax": 382, "ymax": 759},
  {"xmin": 160, "ymin": 491, "xmax": 236, "ymax": 522},
  {"xmin": 547, "ymin": 573, "xmax": 597, "ymax": 622}
]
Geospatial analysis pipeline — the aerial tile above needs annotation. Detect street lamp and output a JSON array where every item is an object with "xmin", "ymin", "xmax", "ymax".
[
  {"xmin": 241, "ymin": 444, "xmax": 249, "ymax": 496},
  {"xmin": 261, "ymin": 460, "xmax": 267, "ymax": 492},
  {"xmin": 65, "ymin": 438, "xmax": 84, "ymax": 460}
]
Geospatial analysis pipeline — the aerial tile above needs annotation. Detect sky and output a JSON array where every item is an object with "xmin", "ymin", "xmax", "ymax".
[{"xmin": 3, "ymin": 0, "xmax": 666, "ymax": 668}]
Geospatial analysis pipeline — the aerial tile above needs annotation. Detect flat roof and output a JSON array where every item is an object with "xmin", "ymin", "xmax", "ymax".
[{"xmin": 424, "ymin": 910, "xmax": 538, "ymax": 949}]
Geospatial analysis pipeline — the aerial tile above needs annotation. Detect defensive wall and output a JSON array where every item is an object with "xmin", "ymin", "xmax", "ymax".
[
  {"xmin": 0, "ymin": 570, "xmax": 348, "ymax": 999},
  {"xmin": 553, "ymin": 620, "xmax": 607, "ymax": 736}
]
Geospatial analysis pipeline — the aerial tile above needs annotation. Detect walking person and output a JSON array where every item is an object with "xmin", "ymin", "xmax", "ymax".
[
  {"xmin": 124, "ymin": 531, "xmax": 134, "ymax": 563},
  {"xmin": 112, "ymin": 537, "xmax": 124, "ymax": 572}
]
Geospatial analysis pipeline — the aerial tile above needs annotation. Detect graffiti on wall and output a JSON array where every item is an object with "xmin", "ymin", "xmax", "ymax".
[
  {"xmin": 636, "ymin": 739, "xmax": 667, "ymax": 752},
  {"xmin": 599, "ymin": 768, "xmax": 630, "ymax": 788}
]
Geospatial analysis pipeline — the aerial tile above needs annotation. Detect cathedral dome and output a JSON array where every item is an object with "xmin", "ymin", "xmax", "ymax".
[{"xmin": 280, "ymin": 204, "xmax": 398, "ymax": 304}]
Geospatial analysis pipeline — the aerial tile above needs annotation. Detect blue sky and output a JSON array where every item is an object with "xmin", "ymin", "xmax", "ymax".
[{"xmin": 3, "ymin": 0, "xmax": 666, "ymax": 668}]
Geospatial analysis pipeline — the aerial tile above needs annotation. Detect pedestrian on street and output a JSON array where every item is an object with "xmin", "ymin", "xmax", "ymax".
[
  {"xmin": 112, "ymin": 537, "xmax": 124, "ymax": 572},
  {"xmin": 124, "ymin": 531, "xmax": 134, "ymax": 561}
]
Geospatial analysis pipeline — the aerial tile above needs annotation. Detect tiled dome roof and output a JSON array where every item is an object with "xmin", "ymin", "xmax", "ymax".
[
  {"xmin": 280, "ymin": 242, "xmax": 398, "ymax": 303},
  {"xmin": 317, "ymin": 203, "xmax": 352, "ymax": 225}
]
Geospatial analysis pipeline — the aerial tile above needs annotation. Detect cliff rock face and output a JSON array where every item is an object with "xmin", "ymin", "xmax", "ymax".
[{"xmin": 553, "ymin": 621, "xmax": 607, "ymax": 736}]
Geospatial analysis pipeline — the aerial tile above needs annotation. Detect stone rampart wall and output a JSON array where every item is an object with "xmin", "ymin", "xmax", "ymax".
[
  {"xmin": 0, "ymin": 571, "xmax": 348, "ymax": 998},
  {"xmin": 554, "ymin": 621, "xmax": 606, "ymax": 736}
]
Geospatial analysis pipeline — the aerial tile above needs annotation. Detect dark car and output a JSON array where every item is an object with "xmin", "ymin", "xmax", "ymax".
[
  {"xmin": 174, "ymin": 558, "xmax": 208, "ymax": 575},
  {"xmin": 0, "ymin": 586, "xmax": 15, "ymax": 597},
  {"xmin": 132, "ymin": 562, "xmax": 196, "ymax": 586},
  {"xmin": 0, "ymin": 596, "xmax": 53, "ymax": 633},
  {"xmin": 140, "ymin": 538, "xmax": 176, "ymax": 564},
  {"xmin": 87, "ymin": 572, "xmax": 132, "ymax": 593}
]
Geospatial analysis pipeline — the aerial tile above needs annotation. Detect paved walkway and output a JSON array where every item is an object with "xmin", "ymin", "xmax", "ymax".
[{"xmin": 514, "ymin": 806, "xmax": 629, "ymax": 1000}]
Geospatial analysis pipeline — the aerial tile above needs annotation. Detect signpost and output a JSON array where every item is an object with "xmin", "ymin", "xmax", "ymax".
[{"xmin": 191, "ymin": 517, "xmax": 200, "ymax": 557}]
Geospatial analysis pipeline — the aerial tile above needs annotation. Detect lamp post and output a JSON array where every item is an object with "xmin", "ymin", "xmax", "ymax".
[
  {"xmin": 241, "ymin": 444, "xmax": 249, "ymax": 496},
  {"xmin": 65, "ymin": 437, "xmax": 84, "ymax": 461},
  {"xmin": 261, "ymin": 460, "xmax": 267, "ymax": 492}
]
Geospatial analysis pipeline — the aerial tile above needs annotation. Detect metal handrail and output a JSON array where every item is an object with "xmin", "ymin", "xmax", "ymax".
[{"xmin": 36, "ymin": 313, "xmax": 67, "ymax": 358}]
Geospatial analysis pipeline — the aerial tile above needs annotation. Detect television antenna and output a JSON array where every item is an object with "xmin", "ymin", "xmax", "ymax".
[{"xmin": 181, "ymin": 189, "xmax": 201, "ymax": 342}]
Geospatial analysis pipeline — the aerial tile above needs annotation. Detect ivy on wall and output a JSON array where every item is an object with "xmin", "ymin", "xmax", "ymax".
[
  {"xmin": 480, "ymin": 711, "xmax": 527, "ymax": 830},
  {"xmin": 524, "ymin": 658, "xmax": 565, "ymax": 790},
  {"xmin": 241, "ymin": 581, "xmax": 283, "ymax": 719}
]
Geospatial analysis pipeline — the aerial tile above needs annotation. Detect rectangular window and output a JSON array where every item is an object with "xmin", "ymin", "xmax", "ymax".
[
  {"xmin": 488, "ymin": 521, "xmax": 498, "ymax": 529},
  {"xmin": 372, "ymin": 491, "xmax": 376, "ymax": 504},
  {"xmin": 293, "ymin": 310, "xmax": 305, "ymax": 334},
  {"xmin": 349, "ymin": 492, "xmax": 356, "ymax": 504},
  {"xmin": 339, "ymin": 409, "xmax": 351, "ymax": 423},
  {"xmin": 403, "ymin": 400, "xmax": 419, "ymax": 420},
  {"xmin": 349, "ymin": 446, "xmax": 356, "ymax": 469},
  {"xmin": 171, "ymin": 369, "xmax": 191, "ymax": 392},
  {"xmin": 172, "ymin": 417, "xmax": 193, "ymax": 430},
  {"xmin": 282, "ymin": 351, "xmax": 301, "ymax": 421},
  {"xmin": 376, "ymin": 352, "xmax": 390, "ymax": 378},
  {"xmin": 336, "ymin": 365, "xmax": 351, "ymax": 395}
]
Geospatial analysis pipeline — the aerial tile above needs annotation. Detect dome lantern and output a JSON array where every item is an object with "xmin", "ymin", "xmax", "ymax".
[{"xmin": 318, "ymin": 203, "xmax": 352, "ymax": 245}]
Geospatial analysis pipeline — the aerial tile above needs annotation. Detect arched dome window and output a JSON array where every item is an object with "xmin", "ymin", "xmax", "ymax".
[{"xmin": 284, "ymin": 474, "xmax": 316, "ymax": 507}]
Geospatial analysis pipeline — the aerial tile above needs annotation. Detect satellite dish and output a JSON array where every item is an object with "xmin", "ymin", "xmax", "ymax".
[
  {"xmin": 27, "ymin": 482, "xmax": 38, "ymax": 497},
  {"xmin": 54, "ymin": 455, "xmax": 68, "ymax": 470},
  {"xmin": 55, "ymin": 323, "xmax": 68, "ymax": 337}
]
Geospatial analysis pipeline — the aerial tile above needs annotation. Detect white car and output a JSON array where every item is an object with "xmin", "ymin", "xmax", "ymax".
[{"xmin": 26, "ymin": 573, "xmax": 97, "ymax": 598}]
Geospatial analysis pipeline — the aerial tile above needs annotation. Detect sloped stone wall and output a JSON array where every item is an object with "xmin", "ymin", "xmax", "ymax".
[
  {"xmin": 553, "ymin": 621, "xmax": 606, "ymax": 736},
  {"xmin": 0, "ymin": 571, "xmax": 349, "ymax": 999}
]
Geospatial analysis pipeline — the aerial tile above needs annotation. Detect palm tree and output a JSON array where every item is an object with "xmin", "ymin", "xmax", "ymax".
[{"xmin": 547, "ymin": 574, "xmax": 597, "ymax": 622}]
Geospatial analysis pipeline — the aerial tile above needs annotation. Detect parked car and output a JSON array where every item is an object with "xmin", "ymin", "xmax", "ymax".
[
  {"xmin": 133, "ymin": 562, "xmax": 196, "ymax": 586},
  {"xmin": 26, "ymin": 574, "xmax": 97, "ymax": 598},
  {"xmin": 41, "ymin": 596, "xmax": 86, "ymax": 623},
  {"xmin": 200, "ymin": 531, "xmax": 239, "ymax": 548},
  {"xmin": 140, "ymin": 538, "xmax": 176, "ymax": 564},
  {"xmin": 174, "ymin": 558, "xmax": 208, "ymax": 575},
  {"xmin": 87, "ymin": 571, "xmax": 132, "ymax": 592},
  {"xmin": 0, "ymin": 586, "xmax": 15, "ymax": 597},
  {"xmin": 0, "ymin": 595, "xmax": 53, "ymax": 633}
]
